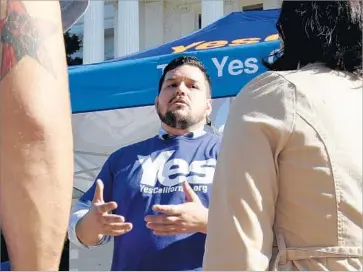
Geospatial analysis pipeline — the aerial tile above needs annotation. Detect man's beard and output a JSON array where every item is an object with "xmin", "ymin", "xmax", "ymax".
[{"xmin": 157, "ymin": 106, "xmax": 204, "ymax": 130}]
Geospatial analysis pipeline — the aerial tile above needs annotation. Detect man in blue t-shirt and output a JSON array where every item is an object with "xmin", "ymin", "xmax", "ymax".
[{"xmin": 68, "ymin": 56, "xmax": 221, "ymax": 271}]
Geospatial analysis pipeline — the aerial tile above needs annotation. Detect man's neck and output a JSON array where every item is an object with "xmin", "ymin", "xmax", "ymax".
[{"xmin": 161, "ymin": 122, "xmax": 205, "ymax": 136}]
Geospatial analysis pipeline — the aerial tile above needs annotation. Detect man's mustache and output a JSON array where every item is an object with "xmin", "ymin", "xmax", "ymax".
[{"xmin": 169, "ymin": 95, "xmax": 186, "ymax": 104}]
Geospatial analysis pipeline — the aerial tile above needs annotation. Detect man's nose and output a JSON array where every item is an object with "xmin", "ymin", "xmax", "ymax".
[{"xmin": 176, "ymin": 82, "xmax": 187, "ymax": 95}]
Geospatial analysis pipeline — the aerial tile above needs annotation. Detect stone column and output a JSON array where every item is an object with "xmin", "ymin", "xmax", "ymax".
[
  {"xmin": 83, "ymin": 0, "xmax": 105, "ymax": 64},
  {"xmin": 114, "ymin": 0, "xmax": 140, "ymax": 58},
  {"xmin": 201, "ymin": 0, "xmax": 224, "ymax": 28},
  {"xmin": 263, "ymin": 0, "xmax": 281, "ymax": 10}
]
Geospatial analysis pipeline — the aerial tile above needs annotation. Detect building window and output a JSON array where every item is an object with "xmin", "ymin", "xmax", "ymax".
[
  {"xmin": 242, "ymin": 3, "xmax": 263, "ymax": 11},
  {"xmin": 198, "ymin": 14, "xmax": 202, "ymax": 29}
]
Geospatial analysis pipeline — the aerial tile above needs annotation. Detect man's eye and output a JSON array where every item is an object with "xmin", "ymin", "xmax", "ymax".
[{"xmin": 169, "ymin": 83, "xmax": 178, "ymax": 87}]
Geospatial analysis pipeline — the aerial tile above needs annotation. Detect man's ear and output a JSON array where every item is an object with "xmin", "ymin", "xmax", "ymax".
[
  {"xmin": 206, "ymin": 98, "xmax": 212, "ymax": 117},
  {"xmin": 154, "ymin": 96, "xmax": 159, "ymax": 111}
]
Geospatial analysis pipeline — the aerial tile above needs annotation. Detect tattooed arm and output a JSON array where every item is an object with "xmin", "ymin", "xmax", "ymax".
[{"xmin": 0, "ymin": 0, "xmax": 73, "ymax": 270}]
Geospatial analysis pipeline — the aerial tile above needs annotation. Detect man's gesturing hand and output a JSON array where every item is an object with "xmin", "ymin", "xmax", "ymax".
[
  {"xmin": 144, "ymin": 181, "xmax": 208, "ymax": 235},
  {"xmin": 76, "ymin": 179, "xmax": 132, "ymax": 246}
]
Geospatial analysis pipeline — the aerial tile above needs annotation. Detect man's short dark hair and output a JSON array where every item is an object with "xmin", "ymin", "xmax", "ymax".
[{"xmin": 158, "ymin": 56, "xmax": 212, "ymax": 96}]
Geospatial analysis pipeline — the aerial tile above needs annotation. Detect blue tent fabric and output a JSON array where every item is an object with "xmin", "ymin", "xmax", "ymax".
[
  {"xmin": 109, "ymin": 9, "xmax": 280, "ymax": 61},
  {"xmin": 69, "ymin": 9, "xmax": 280, "ymax": 114}
]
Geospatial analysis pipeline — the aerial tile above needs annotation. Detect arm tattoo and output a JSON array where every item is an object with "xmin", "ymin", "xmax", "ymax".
[{"xmin": 0, "ymin": 0, "xmax": 58, "ymax": 81}]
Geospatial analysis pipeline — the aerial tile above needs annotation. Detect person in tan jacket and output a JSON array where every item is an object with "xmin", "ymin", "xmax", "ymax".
[{"xmin": 203, "ymin": 1, "xmax": 362, "ymax": 271}]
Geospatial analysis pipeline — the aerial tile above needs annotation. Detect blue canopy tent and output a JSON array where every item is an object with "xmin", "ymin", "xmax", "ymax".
[{"xmin": 68, "ymin": 9, "xmax": 281, "ymax": 114}]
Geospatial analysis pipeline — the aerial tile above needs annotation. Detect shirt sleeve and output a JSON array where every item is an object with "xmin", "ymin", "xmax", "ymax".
[
  {"xmin": 68, "ymin": 157, "xmax": 115, "ymax": 248},
  {"xmin": 203, "ymin": 72, "xmax": 296, "ymax": 271},
  {"xmin": 68, "ymin": 200, "xmax": 112, "ymax": 249}
]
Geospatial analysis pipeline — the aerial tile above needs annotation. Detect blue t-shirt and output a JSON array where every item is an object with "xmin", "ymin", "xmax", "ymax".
[
  {"xmin": 0, "ymin": 261, "xmax": 10, "ymax": 271},
  {"xmin": 80, "ymin": 132, "xmax": 221, "ymax": 271}
]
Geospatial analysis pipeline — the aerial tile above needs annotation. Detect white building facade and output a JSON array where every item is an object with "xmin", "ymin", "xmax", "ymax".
[{"xmin": 69, "ymin": 0, "xmax": 282, "ymax": 64}]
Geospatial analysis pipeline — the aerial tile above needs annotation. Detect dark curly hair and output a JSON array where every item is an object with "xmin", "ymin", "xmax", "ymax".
[
  {"xmin": 158, "ymin": 56, "xmax": 211, "ymax": 97},
  {"xmin": 263, "ymin": 1, "xmax": 362, "ymax": 76}
]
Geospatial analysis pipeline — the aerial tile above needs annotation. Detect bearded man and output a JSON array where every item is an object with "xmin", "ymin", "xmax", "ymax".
[{"xmin": 68, "ymin": 56, "xmax": 221, "ymax": 271}]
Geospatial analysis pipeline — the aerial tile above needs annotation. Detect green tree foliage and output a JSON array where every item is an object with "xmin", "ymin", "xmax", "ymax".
[{"xmin": 64, "ymin": 31, "xmax": 83, "ymax": 66}]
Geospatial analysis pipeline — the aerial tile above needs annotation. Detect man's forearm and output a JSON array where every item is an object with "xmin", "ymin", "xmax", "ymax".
[
  {"xmin": 75, "ymin": 214, "xmax": 105, "ymax": 247},
  {"xmin": 0, "ymin": 0, "xmax": 73, "ymax": 270},
  {"xmin": 68, "ymin": 202, "xmax": 109, "ymax": 248}
]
